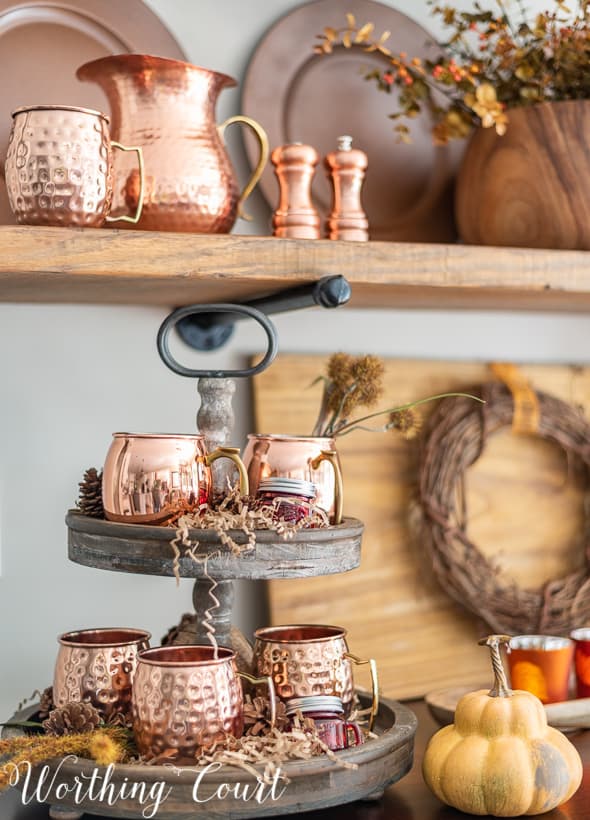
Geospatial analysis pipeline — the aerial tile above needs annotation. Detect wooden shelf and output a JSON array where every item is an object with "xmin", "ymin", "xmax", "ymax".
[{"xmin": 2, "ymin": 225, "xmax": 590, "ymax": 311}]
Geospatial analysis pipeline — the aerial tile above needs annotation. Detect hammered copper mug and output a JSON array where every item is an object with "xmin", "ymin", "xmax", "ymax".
[
  {"xmin": 132, "ymin": 645, "xmax": 276, "ymax": 762},
  {"xmin": 4, "ymin": 105, "xmax": 144, "ymax": 227},
  {"xmin": 242, "ymin": 434, "xmax": 344, "ymax": 524},
  {"xmin": 53, "ymin": 627, "xmax": 151, "ymax": 724},
  {"xmin": 253, "ymin": 625, "xmax": 378, "ymax": 730},
  {"xmin": 102, "ymin": 433, "xmax": 249, "ymax": 524}
]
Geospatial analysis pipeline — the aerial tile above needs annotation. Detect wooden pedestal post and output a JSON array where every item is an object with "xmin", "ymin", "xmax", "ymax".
[{"xmin": 173, "ymin": 377, "xmax": 237, "ymax": 649}]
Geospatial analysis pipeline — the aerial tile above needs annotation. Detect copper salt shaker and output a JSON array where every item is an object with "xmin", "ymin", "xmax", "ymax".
[
  {"xmin": 271, "ymin": 143, "xmax": 320, "ymax": 239},
  {"xmin": 325, "ymin": 135, "xmax": 368, "ymax": 241}
]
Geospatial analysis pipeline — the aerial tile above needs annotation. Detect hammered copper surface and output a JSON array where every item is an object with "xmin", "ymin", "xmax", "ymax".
[
  {"xmin": 243, "ymin": 434, "xmax": 343, "ymax": 523},
  {"xmin": 132, "ymin": 645, "xmax": 243, "ymax": 762},
  {"xmin": 76, "ymin": 54, "xmax": 268, "ymax": 233},
  {"xmin": 253, "ymin": 624, "xmax": 354, "ymax": 713},
  {"xmin": 53, "ymin": 627, "xmax": 151, "ymax": 724},
  {"xmin": 102, "ymin": 432, "xmax": 248, "ymax": 525},
  {"xmin": 5, "ymin": 105, "xmax": 114, "ymax": 227},
  {"xmin": 0, "ymin": 0, "xmax": 187, "ymax": 226}
]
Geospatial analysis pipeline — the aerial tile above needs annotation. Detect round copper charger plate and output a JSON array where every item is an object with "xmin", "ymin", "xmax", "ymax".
[
  {"xmin": 4, "ymin": 695, "xmax": 417, "ymax": 818},
  {"xmin": 0, "ymin": 0, "xmax": 186, "ymax": 224},
  {"xmin": 66, "ymin": 510, "xmax": 364, "ymax": 580},
  {"xmin": 242, "ymin": 0, "xmax": 464, "ymax": 242}
]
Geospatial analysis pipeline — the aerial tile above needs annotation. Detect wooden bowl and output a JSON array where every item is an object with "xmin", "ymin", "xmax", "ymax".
[
  {"xmin": 456, "ymin": 100, "xmax": 590, "ymax": 250},
  {"xmin": 425, "ymin": 684, "xmax": 485, "ymax": 726}
]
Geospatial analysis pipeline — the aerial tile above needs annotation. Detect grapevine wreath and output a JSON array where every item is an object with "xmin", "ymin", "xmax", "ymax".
[{"xmin": 418, "ymin": 380, "xmax": 590, "ymax": 635}]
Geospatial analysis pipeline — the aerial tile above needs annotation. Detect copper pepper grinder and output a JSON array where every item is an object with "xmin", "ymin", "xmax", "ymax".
[
  {"xmin": 325, "ymin": 135, "xmax": 369, "ymax": 241},
  {"xmin": 271, "ymin": 143, "xmax": 320, "ymax": 239}
]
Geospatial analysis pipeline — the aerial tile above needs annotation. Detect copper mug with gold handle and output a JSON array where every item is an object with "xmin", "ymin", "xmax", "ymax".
[
  {"xmin": 102, "ymin": 432, "xmax": 248, "ymax": 525},
  {"xmin": 242, "ymin": 434, "xmax": 344, "ymax": 524},
  {"xmin": 77, "ymin": 54, "xmax": 268, "ymax": 233},
  {"xmin": 132, "ymin": 645, "xmax": 276, "ymax": 763},
  {"xmin": 53, "ymin": 627, "xmax": 151, "ymax": 725},
  {"xmin": 253, "ymin": 624, "xmax": 379, "ymax": 731},
  {"xmin": 4, "ymin": 105, "xmax": 144, "ymax": 227}
]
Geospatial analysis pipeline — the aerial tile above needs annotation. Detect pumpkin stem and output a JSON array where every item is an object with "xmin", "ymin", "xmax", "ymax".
[{"xmin": 478, "ymin": 634, "xmax": 512, "ymax": 697}]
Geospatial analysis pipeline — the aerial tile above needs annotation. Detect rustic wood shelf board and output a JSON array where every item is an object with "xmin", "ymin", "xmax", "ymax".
[
  {"xmin": 4, "ymin": 695, "xmax": 416, "ymax": 818},
  {"xmin": 66, "ymin": 511, "xmax": 363, "ymax": 580},
  {"xmin": 3, "ymin": 225, "xmax": 590, "ymax": 310}
]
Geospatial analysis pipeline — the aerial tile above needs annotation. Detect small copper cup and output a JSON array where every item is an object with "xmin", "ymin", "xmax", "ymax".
[
  {"xmin": 53, "ymin": 627, "xmax": 151, "ymax": 724},
  {"xmin": 132, "ymin": 645, "xmax": 276, "ymax": 762},
  {"xmin": 4, "ymin": 104, "xmax": 144, "ymax": 227},
  {"xmin": 570, "ymin": 628, "xmax": 590, "ymax": 698},
  {"xmin": 253, "ymin": 624, "xmax": 378, "ymax": 730},
  {"xmin": 508, "ymin": 635, "xmax": 574, "ymax": 704},
  {"xmin": 102, "ymin": 433, "xmax": 249, "ymax": 524},
  {"xmin": 242, "ymin": 434, "xmax": 344, "ymax": 524}
]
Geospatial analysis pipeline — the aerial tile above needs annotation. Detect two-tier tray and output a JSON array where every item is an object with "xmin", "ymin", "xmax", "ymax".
[{"xmin": 46, "ymin": 511, "xmax": 418, "ymax": 818}]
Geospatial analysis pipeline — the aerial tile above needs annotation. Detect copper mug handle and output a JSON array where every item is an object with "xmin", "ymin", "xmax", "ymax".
[
  {"xmin": 238, "ymin": 672, "xmax": 277, "ymax": 730},
  {"xmin": 106, "ymin": 142, "xmax": 145, "ymax": 224},
  {"xmin": 217, "ymin": 115, "xmax": 269, "ymax": 221},
  {"xmin": 310, "ymin": 449, "xmax": 344, "ymax": 525},
  {"xmin": 205, "ymin": 446, "xmax": 249, "ymax": 495},
  {"xmin": 345, "ymin": 652, "xmax": 379, "ymax": 733}
]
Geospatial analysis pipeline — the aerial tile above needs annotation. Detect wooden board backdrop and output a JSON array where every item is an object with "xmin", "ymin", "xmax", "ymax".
[{"xmin": 253, "ymin": 356, "xmax": 590, "ymax": 700}]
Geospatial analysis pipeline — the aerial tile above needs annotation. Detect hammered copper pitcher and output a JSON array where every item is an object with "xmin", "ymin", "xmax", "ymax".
[{"xmin": 76, "ymin": 54, "xmax": 268, "ymax": 233}]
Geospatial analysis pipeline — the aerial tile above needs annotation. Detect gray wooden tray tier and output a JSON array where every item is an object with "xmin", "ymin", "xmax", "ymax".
[
  {"xmin": 66, "ymin": 511, "xmax": 363, "ymax": 580},
  {"xmin": 4, "ymin": 694, "xmax": 416, "ymax": 818}
]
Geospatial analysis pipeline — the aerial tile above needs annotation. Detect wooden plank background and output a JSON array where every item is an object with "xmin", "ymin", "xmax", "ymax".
[{"xmin": 254, "ymin": 356, "xmax": 590, "ymax": 699}]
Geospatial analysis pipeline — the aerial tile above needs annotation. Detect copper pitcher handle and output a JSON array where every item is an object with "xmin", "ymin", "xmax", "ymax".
[
  {"xmin": 309, "ymin": 449, "xmax": 344, "ymax": 525},
  {"xmin": 218, "ymin": 115, "xmax": 269, "ymax": 221},
  {"xmin": 205, "ymin": 446, "xmax": 249, "ymax": 496},
  {"xmin": 238, "ymin": 672, "xmax": 277, "ymax": 730},
  {"xmin": 344, "ymin": 653, "xmax": 379, "ymax": 733},
  {"xmin": 106, "ymin": 142, "xmax": 145, "ymax": 224}
]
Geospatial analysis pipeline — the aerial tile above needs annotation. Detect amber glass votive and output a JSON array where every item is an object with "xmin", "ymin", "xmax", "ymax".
[{"xmin": 508, "ymin": 635, "xmax": 574, "ymax": 704}]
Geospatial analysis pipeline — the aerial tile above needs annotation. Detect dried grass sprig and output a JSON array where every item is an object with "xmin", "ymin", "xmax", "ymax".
[
  {"xmin": 0, "ymin": 727, "xmax": 129, "ymax": 792},
  {"xmin": 334, "ymin": 391, "xmax": 482, "ymax": 436},
  {"xmin": 316, "ymin": 354, "xmax": 384, "ymax": 435},
  {"xmin": 313, "ymin": 355, "xmax": 483, "ymax": 438}
]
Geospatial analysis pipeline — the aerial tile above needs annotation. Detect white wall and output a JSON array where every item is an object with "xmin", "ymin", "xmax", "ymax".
[{"xmin": 0, "ymin": 0, "xmax": 583, "ymax": 720}]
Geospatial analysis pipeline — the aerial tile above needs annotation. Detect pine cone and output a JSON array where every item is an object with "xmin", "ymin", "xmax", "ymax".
[
  {"xmin": 161, "ymin": 612, "xmax": 195, "ymax": 646},
  {"xmin": 77, "ymin": 468, "xmax": 104, "ymax": 518},
  {"xmin": 43, "ymin": 702, "xmax": 102, "ymax": 736},
  {"xmin": 37, "ymin": 686, "xmax": 54, "ymax": 721},
  {"xmin": 243, "ymin": 695, "xmax": 289, "ymax": 736}
]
